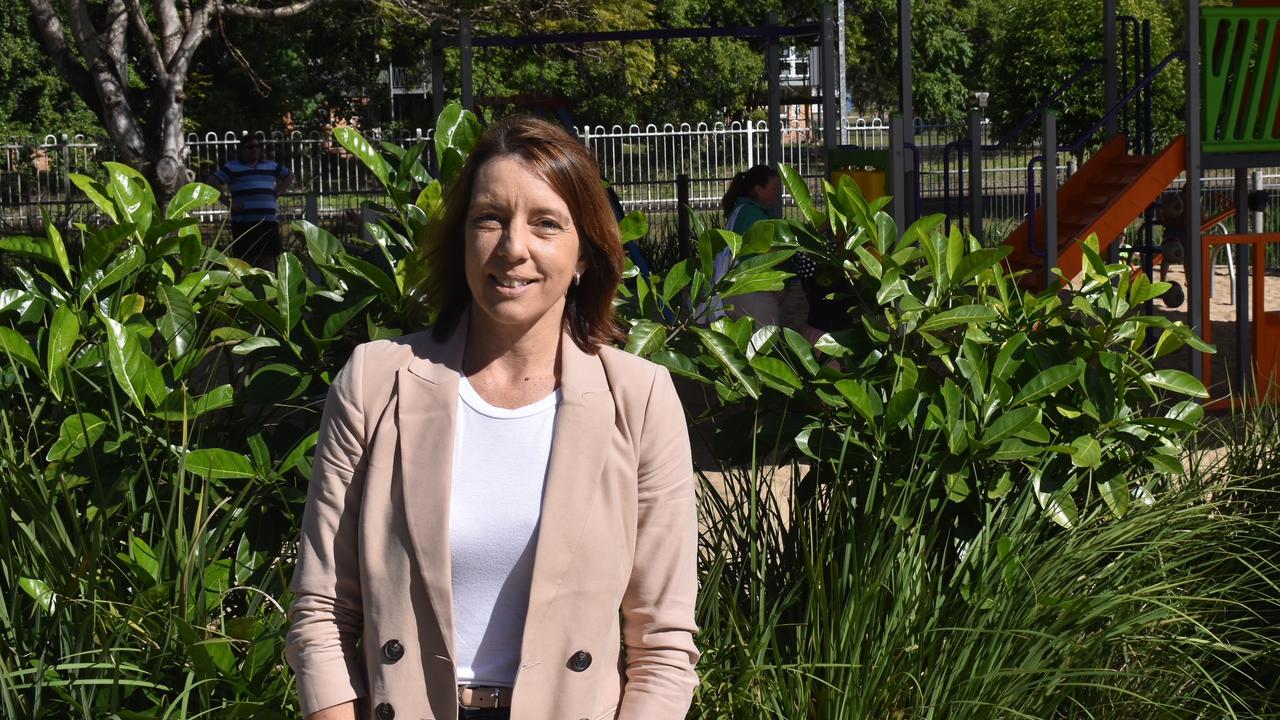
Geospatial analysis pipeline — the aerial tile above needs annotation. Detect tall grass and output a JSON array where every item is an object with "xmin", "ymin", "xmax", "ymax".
[{"xmin": 693, "ymin": 410, "xmax": 1280, "ymax": 719}]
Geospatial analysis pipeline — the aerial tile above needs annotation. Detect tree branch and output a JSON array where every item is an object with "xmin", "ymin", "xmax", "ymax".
[
  {"xmin": 122, "ymin": 0, "xmax": 170, "ymax": 81},
  {"xmin": 154, "ymin": 0, "xmax": 184, "ymax": 64},
  {"xmin": 168, "ymin": 0, "xmax": 217, "ymax": 80},
  {"xmin": 63, "ymin": 0, "xmax": 148, "ymax": 159},
  {"xmin": 104, "ymin": 0, "xmax": 129, "ymax": 86},
  {"xmin": 22, "ymin": 0, "xmax": 99, "ymax": 112},
  {"xmin": 216, "ymin": 0, "xmax": 354, "ymax": 20}
]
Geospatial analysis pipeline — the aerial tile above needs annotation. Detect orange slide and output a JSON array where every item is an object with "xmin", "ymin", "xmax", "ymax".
[{"xmin": 1003, "ymin": 134, "xmax": 1186, "ymax": 289}]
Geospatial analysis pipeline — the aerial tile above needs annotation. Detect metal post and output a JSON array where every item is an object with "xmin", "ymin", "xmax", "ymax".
[
  {"xmin": 1042, "ymin": 111, "xmax": 1058, "ymax": 289},
  {"xmin": 460, "ymin": 14, "xmax": 474, "ymax": 111},
  {"xmin": 820, "ymin": 4, "xmax": 839, "ymax": 152},
  {"xmin": 891, "ymin": 113, "xmax": 907, "ymax": 238},
  {"xmin": 1142, "ymin": 20, "xmax": 1153, "ymax": 155},
  {"xmin": 838, "ymin": 0, "xmax": 848, "ymax": 143},
  {"xmin": 767, "ymin": 14, "xmax": 784, "ymax": 216},
  {"xmin": 1104, "ymin": 0, "xmax": 1118, "ymax": 139},
  {"xmin": 677, "ymin": 174, "xmax": 692, "ymax": 260},
  {"xmin": 968, "ymin": 109, "xmax": 983, "ymax": 244},
  {"xmin": 899, "ymin": 0, "xmax": 913, "ymax": 124},
  {"xmin": 430, "ymin": 21, "xmax": 445, "ymax": 122},
  {"xmin": 1186, "ymin": 0, "xmax": 1204, "ymax": 381},
  {"xmin": 305, "ymin": 192, "xmax": 318, "ymax": 225},
  {"xmin": 1235, "ymin": 168, "xmax": 1253, "ymax": 395}
]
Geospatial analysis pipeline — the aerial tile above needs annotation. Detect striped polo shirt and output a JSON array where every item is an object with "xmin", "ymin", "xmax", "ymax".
[{"xmin": 212, "ymin": 159, "xmax": 291, "ymax": 224}]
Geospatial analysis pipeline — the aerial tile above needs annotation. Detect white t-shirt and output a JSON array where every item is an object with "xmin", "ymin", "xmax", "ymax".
[{"xmin": 449, "ymin": 376, "xmax": 560, "ymax": 687}]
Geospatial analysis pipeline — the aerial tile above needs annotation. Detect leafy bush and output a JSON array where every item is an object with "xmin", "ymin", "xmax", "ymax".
[
  {"xmin": 1, "ymin": 102, "xmax": 1275, "ymax": 720},
  {"xmin": 0, "ymin": 106, "xmax": 484, "ymax": 717}
]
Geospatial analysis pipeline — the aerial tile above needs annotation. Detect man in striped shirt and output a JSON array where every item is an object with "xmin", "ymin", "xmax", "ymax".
[{"xmin": 210, "ymin": 138, "xmax": 292, "ymax": 265}]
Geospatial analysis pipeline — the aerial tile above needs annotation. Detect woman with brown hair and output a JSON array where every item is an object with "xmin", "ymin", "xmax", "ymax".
[{"xmin": 285, "ymin": 116, "xmax": 700, "ymax": 720}]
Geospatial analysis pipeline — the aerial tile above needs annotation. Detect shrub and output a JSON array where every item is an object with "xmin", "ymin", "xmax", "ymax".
[{"xmin": 1, "ymin": 102, "xmax": 1274, "ymax": 719}]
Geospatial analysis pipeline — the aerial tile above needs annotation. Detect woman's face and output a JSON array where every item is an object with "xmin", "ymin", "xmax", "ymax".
[
  {"xmin": 752, "ymin": 175, "xmax": 781, "ymax": 207},
  {"xmin": 464, "ymin": 155, "xmax": 586, "ymax": 339}
]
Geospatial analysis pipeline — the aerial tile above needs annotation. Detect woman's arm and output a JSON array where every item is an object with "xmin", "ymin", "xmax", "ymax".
[
  {"xmin": 617, "ymin": 367, "xmax": 701, "ymax": 720},
  {"xmin": 286, "ymin": 345, "xmax": 370, "ymax": 717},
  {"xmin": 305, "ymin": 700, "xmax": 358, "ymax": 720}
]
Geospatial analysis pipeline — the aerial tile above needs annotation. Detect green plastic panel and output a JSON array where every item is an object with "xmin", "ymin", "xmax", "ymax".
[{"xmin": 1203, "ymin": 8, "xmax": 1280, "ymax": 154}]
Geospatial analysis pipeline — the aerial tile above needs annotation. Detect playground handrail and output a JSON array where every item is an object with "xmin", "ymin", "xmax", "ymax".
[
  {"xmin": 1024, "ymin": 48, "xmax": 1186, "ymax": 256},
  {"xmin": 943, "ymin": 59, "xmax": 1102, "ymax": 233}
]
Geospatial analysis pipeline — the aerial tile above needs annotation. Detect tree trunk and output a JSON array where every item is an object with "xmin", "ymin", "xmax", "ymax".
[{"xmin": 150, "ymin": 81, "xmax": 190, "ymax": 202}]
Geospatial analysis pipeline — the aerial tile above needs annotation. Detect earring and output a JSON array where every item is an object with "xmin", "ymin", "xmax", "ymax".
[{"xmin": 573, "ymin": 272, "xmax": 581, "ymax": 287}]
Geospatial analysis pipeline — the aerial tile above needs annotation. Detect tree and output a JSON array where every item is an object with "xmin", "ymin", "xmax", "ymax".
[
  {"xmin": 843, "ymin": 0, "xmax": 1001, "ymax": 122},
  {"xmin": 0, "ymin": 0, "xmax": 99, "ymax": 137},
  {"xmin": 985, "ymin": 0, "xmax": 1183, "ymax": 151},
  {"xmin": 21, "ymin": 0, "xmax": 380, "ymax": 198}
]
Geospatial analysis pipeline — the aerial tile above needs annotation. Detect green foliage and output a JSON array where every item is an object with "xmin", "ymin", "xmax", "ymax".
[
  {"xmin": 2, "ymin": 101, "xmax": 1276, "ymax": 720},
  {"xmin": 0, "ymin": 0, "xmax": 100, "ymax": 136},
  {"xmin": 986, "ymin": 0, "xmax": 1184, "ymax": 150},
  {"xmin": 0, "ymin": 104, "xmax": 479, "ymax": 718},
  {"xmin": 623, "ymin": 165, "xmax": 1210, "ymax": 529}
]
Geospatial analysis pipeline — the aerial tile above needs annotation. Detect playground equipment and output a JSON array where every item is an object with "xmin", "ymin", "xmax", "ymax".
[{"xmin": 946, "ymin": 0, "xmax": 1280, "ymax": 404}]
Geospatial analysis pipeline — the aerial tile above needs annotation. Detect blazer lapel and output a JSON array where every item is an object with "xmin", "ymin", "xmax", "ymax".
[
  {"xmin": 398, "ymin": 323, "xmax": 466, "ymax": 659},
  {"xmin": 522, "ymin": 335, "xmax": 615, "ymax": 641}
]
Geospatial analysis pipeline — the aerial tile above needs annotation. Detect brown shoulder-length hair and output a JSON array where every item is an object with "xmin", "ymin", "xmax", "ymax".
[{"xmin": 418, "ymin": 115, "xmax": 625, "ymax": 353}]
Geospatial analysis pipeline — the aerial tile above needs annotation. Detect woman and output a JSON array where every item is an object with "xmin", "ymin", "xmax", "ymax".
[
  {"xmin": 706, "ymin": 165, "xmax": 782, "ymax": 324},
  {"xmin": 285, "ymin": 116, "xmax": 700, "ymax": 720}
]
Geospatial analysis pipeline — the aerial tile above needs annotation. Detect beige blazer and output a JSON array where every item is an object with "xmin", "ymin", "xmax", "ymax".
[{"xmin": 285, "ymin": 319, "xmax": 700, "ymax": 720}]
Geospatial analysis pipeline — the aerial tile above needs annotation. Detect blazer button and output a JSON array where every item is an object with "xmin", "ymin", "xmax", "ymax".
[
  {"xmin": 568, "ymin": 650, "xmax": 592, "ymax": 672},
  {"xmin": 375, "ymin": 701, "xmax": 395, "ymax": 720},
  {"xmin": 382, "ymin": 639, "xmax": 404, "ymax": 663}
]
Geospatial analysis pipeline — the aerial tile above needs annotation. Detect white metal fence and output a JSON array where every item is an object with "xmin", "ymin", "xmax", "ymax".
[
  {"xmin": 1, "ymin": 117, "xmax": 964, "ymax": 230},
  {"xmin": 6, "ymin": 118, "xmax": 1276, "ymax": 240}
]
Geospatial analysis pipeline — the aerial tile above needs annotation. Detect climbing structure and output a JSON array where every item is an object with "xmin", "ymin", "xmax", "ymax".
[
  {"xmin": 984, "ymin": 2, "xmax": 1280, "ymax": 403},
  {"xmin": 1002, "ymin": 135, "xmax": 1186, "ymax": 286}
]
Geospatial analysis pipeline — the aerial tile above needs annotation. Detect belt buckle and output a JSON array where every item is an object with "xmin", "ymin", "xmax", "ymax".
[{"xmin": 460, "ymin": 685, "xmax": 503, "ymax": 710}]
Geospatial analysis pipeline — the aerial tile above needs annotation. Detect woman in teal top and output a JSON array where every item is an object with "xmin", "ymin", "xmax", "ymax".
[{"xmin": 707, "ymin": 165, "xmax": 782, "ymax": 324}]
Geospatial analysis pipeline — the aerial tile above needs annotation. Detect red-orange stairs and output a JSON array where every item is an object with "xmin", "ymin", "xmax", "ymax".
[{"xmin": 1003, "ymin": 133, "xmax": 1186, "ymax": 289}]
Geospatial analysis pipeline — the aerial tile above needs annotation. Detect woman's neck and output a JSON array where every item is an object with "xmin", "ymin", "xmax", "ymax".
[{"xmin": 461, "ymin": 314, "xmax": 563, "ymax": 409}]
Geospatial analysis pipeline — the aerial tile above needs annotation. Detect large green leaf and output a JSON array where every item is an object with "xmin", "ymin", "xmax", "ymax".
[
  {"xmin": 433, "ymin": 102, "xmax": 482, "ymax": 170},
  {"xmin": 69, "ymin": 173, "xmax": 118, "ymax": 221},
  {"xmin": 917, "ymin": 304, "xmax": 999, "ymax": 333},
  {"xmin": 750, "ymin": 355, "xmax": 803, "ymax": 393},
  {"xmin": 167, "ymin": 182, "xmax": 220, "ymax": 219},
  {"xmin": 334, "ymin": 127, "xmax": 391, "ymax": 188},
  {"xmin": 46, "ymin": 412, "xmax": 107, "ymax": 462},
  {"xmin": 153, "ymin": 385, "xmax": 235, "ymax": 422},
  {"xmin": 98, "ymin": 311, "xmax": 165, "ymax": 410},
  {"xmin": 778, "ymin": 163, "xmax": 822, "ymax": 227},
  {"xmin": 276, "ymin": 252, "xmax": 305, "ymax": 332},
  {"xmin": 694, "ymin": 327, "xmax": 760, "ymax": 399},
  {"xmin": 619, "ymin": 211, "xmax": 649, "ymax": 244},
  {"xmin": 182, "ymin": 448, "xmax": 256, "ymax": 480},
  {"xmin": 1140, "ymin": 369, "xmax": 1209, "ymax": 399},
  {"xmin": 46, "ymin": 303, "xmax": 79, "ymax": 398},
  {"xmin": 0, "ymin": 327, "xmax": 40, "ymax": 372},
  {"xmin": 103, "ymin": 162, "xmax": 154, "ymax": 237},
  {"xmin": 625, "ymin": 320, "xmax": 667, "ymax": 356},
  {"xmin": 18, "ymin": 577, "xmax": 56, "ymax": 615},
  {"xmin": 650, "ymin": 350, "xmax": 707, "ymax": 382},
  {"xmin": 980, "ymin": 406, "xmax": 1040, "ymax": 446},
  {"xmin": 80, "ymin": 245, "xmax": 144, "ymax": 303},
  {"xmin": 296, "ymin": 220, "xmax": 343, "ymax": 266},
  {"xmin": 0, "ymin": 236, "xmax": 58, "ymax": 267},
  {"xmin": 1011, "ymin": 362, "xmax": 1080, "ymax": 406},
  {"xmin": 156, "ymin": 284, "xmax": 196, "ymax": 361}
]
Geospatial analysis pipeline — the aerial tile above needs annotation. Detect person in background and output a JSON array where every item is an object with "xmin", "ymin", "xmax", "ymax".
[
  {"xmin": 708, "ymin": 165, "xmax": 782, "ymax": 325},
  {"xmin": 209, "ymin": 137, "xmax": 292, "ymax": 266}
]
